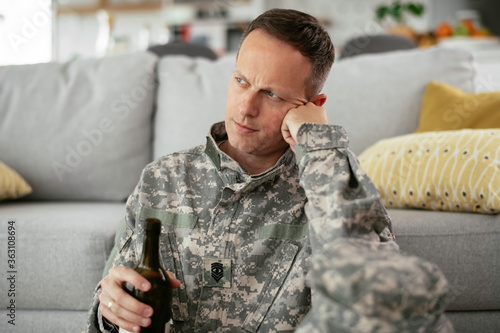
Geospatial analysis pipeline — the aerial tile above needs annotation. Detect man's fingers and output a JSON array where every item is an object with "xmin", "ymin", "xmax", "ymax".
[
  {"xmin": 167, "ymin": 271, "xmax": 182, "ymax": 289},
  {"xmin": 111, "ymin": 266, "xmax": 180, "ymax": 290},
  {"xmin": 282, "ymin": 102, "xmax": 328, "ymax": 146},
  {"xmin": 100, "ymin": 265, "xmax": 180, "ymax": 330},
  {"xmin": 99, "ymin": 295, "xmax": 149, "ymax": 333},
  {"xmin": 110, "ymin": 266, "xmax": 151, "ymax": 292},
  {"xmin": 100, "ymin": 266, "xmax": 154, "ymax": 330},
  {"xmin": 102, "ymin": 269, "xmax": 152, "ymax": 316}
]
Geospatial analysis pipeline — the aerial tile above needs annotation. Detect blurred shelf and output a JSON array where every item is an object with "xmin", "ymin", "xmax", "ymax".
[
  {"xmin": 57, "ymin": 0, "xmax": 162, "ymax": 14},
  {"xmin": 436, "ymin": 36, "xmax": 500, "ymax": 50}
]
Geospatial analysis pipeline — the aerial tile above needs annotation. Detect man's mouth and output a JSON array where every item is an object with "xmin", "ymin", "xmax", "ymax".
[{"xmin": 234, "ymin": 121, "xmax": 257, "ymax": 134}]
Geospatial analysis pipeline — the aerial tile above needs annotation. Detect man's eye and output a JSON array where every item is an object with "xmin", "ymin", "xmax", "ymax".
[
  {"xmin": 267, "ymin": 91, "xmax": 279, "ymax": 99},
  {"xmin": 236, "ymin": 77, "xmax": 247, "ymax": 85}
]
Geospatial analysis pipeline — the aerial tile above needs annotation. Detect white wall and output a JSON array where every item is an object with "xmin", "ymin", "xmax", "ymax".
[{"xmin": 264, "ymin": 0, "xmax": 433, "ymax": 47}]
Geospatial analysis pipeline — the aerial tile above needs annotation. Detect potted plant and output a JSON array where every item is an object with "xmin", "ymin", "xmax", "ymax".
[{"xmin": 375, "ymin": 1, "xmax": 425, "ymax": 41}]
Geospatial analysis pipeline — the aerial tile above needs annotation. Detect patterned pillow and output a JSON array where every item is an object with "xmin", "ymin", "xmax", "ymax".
[
  {"xmin": 0, "ymin": 161, "xmax": 32, "ymax": 200},
  {"xmin": 358, "ymin": 129, "xmax": 500, "ymax": 214}
]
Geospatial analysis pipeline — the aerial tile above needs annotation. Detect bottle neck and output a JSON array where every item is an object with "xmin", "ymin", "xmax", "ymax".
[{"xmin": 139, "ymin": 229, "xmax": 161, "ymax": 269}]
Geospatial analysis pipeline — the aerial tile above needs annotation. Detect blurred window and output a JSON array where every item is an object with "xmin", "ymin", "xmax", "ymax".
[{"xmin": 0, "ymin": 1, "xmax": 52, "ymax": 66}]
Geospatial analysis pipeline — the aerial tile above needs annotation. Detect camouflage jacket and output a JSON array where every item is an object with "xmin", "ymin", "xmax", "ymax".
[{"xmin": 84, "ymin": 122, "xmax": 452, "ymax": 333}]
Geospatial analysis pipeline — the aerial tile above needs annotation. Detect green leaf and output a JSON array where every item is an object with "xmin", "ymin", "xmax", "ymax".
[
  {"xmin": 375, "ymin": 6, "xmax": 390, "ymax": 21},
  {"xmin": 376, "ymin": 1, "xmax": 424, "ymax": 23},
  {"xmin": 390, "ymin": 2, "xmax": 403, "ymax": 23},
  {"xmin": 406, "ymin": 3, "xmax": 425, "ymax": 16}
]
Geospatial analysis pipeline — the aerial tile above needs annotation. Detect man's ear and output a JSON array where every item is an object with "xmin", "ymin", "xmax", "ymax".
[{"xmin": 310, "ymin": 93, "xmax": 327, "ymax": 107}]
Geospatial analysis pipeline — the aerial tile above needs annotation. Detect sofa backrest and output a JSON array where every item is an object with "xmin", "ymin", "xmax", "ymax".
[
  {"xmin": 153, "ymin": 55, "xmax": 234, "ymax": 159},
  {"xmin": 0, "ymin": 47, "xmax": 476, "ymax": 201},
  {"xmin": 323, "ymin": 47, "xmax": 476, "ymax": 153},
  {"xmin": 0, "ymin": 52, "xmax": 157, "ymax": 201},
  {"xmin": 153, "ymin": 47, "xmax": 476, "ymax": 157}
]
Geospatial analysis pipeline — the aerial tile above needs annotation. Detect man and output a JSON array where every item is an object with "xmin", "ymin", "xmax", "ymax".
[{"xmin": 84, "ymin": 8, "xmax": 452, "ymax": 333}]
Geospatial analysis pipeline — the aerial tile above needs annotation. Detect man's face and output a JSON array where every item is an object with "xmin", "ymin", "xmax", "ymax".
[{"xmin": 224, "ymin": 29, "xmax": 312, "ymax": 163}]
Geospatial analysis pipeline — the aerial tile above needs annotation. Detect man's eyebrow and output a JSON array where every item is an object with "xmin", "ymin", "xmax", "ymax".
[
  {"xmin": 233, "ymin": 69, "xmax": 307, "ymax": 104},
  {"xmin": 233, "ymin": 70, "xmax": 250, "ymax": 84},
  {"xmin": 234, "ymin": 69, "xmax": 277, "ymax": 94}
]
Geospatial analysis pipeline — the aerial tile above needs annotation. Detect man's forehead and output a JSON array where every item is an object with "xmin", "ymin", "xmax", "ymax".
[
  {"xmin": 238, "ymin": 29, "xmax": 299, "ymax": 58},
  {"xmin": 235, "ymin": 31, "xmax": 310, "ymax": 103}
]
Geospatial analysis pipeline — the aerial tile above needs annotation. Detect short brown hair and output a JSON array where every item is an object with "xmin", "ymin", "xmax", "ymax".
[{"xmin": 239, "ymin": 8, "xmax": 335, "ymax": 100}]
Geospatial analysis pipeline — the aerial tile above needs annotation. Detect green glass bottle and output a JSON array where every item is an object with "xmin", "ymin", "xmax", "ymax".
[{"xmin": 120, "ymin": 218, "xmax": 173, "ymax": 333}]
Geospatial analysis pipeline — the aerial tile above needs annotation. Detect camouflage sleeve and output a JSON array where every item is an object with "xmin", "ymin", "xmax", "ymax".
[
  {"xmin": 294, "ymin": 123, "xmax": 454, "ymax": 333},
  {"xmin": 294, "ymin": 123, "xmax": 394, "ymax": 249},
  {"xmin": 82, "ymin": 183, "xmax": 141, "ymax": 333}
]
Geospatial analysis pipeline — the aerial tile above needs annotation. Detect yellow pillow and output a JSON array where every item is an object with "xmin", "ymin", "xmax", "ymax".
[
  {"xmin": 0, "ymin": 161, "xmax": 32, "ymax": 200},
  {"xmin": 415, "ymin": 81, "xmax": 500, "ymax": 133},
  {"xmin": 359, "ymin": 129, "xmax": 500, "ymax": 214}
]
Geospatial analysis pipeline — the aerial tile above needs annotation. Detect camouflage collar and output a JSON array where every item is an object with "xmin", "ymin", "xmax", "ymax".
[
  {"xmin": 205, "ymin": 122, "xmax": 227, "ymax": 171},
  {"xmin": 205, "ymin": 122, "xmax": 296, "ymax": 190}
]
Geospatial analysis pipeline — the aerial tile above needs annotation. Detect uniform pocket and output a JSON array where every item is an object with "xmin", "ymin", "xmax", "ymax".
[{"xmin": 241, "ymin": 242, "xmax": 299, "ymax": 332}]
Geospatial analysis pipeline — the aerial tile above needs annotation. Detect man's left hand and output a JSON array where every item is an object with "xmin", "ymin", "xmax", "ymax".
[{"xmin": 281, "ymin": 99, "xmax": 328, "ymax": 152}]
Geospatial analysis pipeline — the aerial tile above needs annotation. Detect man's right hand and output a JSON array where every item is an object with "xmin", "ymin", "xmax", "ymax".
[{"xmin": 99, "ymin": 266, "xmax": 180, "ymax": 332}]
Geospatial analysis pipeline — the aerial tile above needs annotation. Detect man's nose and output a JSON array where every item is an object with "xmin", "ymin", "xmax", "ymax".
[{"xmin": 238, "ymin": 91, "xmax": 260, "ymax": 117}]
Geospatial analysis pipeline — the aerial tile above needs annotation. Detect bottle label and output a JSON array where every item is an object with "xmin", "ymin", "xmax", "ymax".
[
  {"xmin": 118, "ymin": 328, "xmax": 133, "ymax": 333},
  {"xmin": 165, "ymin": 320, "xmax": 172, "ymax": 332}
]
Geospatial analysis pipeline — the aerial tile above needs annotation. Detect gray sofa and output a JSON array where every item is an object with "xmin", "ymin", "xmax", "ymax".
[{"xmin": 0, "ymin": 47, "xmax": 498, "ymax": 333}]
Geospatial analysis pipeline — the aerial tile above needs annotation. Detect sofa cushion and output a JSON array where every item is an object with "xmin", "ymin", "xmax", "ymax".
[
  {"xmin": 389, "ymin": 208, "xmax": 500, "ymax": 311},
  {"xmin": 415, "ymin": 81, "xmax": 500, "ymax": 133},
  {"xmin": 0, "ymin": 202, "xmax": 123, "ymax": 310},
  {"xmin": 446, "ymin": 310, "xmax": 500, "ymax": 332},
  {"xmin": 0, "ymin": 309, "xmax": 88, "ymax": 333},
  {"xmin": 0, "ymin": 52, "xmax": 157, "ymax": 201},
  {"xmin": 154, "ymin": 55, "xmax": 234, "ymax": 159},
  {"xmin": 359, "ymin": 129, "xmax": 500, "ymax": 214},
  {"xmin": 323, "ymin": 47, "xmax": 476, "ymax": 154}
]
